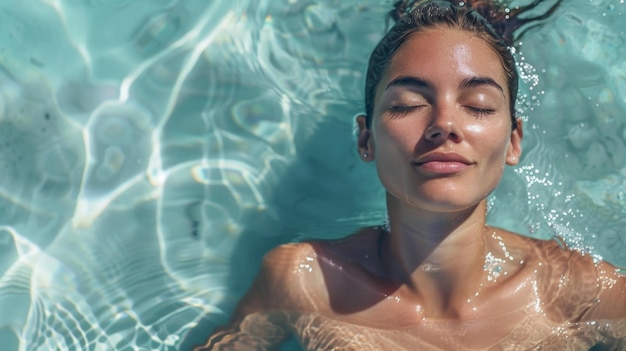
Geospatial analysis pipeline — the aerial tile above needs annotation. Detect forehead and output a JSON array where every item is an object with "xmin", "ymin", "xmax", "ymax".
[{"xmin": 381, "ymin": 28, "xmax": 508, "ymax": 93}]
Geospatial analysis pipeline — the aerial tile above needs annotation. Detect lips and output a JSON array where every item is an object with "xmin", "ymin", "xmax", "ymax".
[{"xmin": 413, "ymin": 152, "xmax": 473, "ymax": 174}]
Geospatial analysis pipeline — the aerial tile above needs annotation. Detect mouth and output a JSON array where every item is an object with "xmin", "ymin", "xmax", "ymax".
[{"xmin": 413, "ymin": 152, "xmax": 473, "ymax": 174}]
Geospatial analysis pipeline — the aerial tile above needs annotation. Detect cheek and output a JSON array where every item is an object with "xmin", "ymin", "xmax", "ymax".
[
  {"xmin": 375, "ymin": 119, "xmax": 423, "ymax": 152},
  {"xmin": 465, "ymin": 123, "xmax": 485, "ymax": 134},
  {"xmin": 467, "ymin": 122, "xmax": 510, "ymax": 156}
]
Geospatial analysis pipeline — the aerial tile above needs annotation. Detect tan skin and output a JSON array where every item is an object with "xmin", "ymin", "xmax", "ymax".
[{"xmin": 196, "ymin": 28, "xmax": 626, "ymax": 350}]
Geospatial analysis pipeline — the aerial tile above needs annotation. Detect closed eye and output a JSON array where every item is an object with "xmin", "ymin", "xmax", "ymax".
[
  {"xmin": 387, "ymin": 105, "xmax": 425, "ymax": 116},
  {"xmin": 465, "ymin": 106, "xmax": 495, "ymax": 117}
]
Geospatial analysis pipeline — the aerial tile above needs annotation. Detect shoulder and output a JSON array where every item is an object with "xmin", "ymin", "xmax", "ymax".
[
  {"xmin": 262, "ymin": 241, "xmax": 317, "ymax": 271},
  {"xmin": 584, "ymin": 259, "xmax": 626, "ymax": 321},
  {"xmin": 263, "ymin": 227, "xmax": 382, "ymax": 272},
  {"xmin": 248, "ymin": 239, "xmax": 343, "ymax": 310},
  {"xmin": 258, "ymin": 241, "xmax": 322, "ymax": 299},
  {"xmin": 490, "ymin": 229, "xmax": 604, "ymax": 318},
  {"xmin": 229, "ymin": 242, "xmax": 321, "ymax": 320},
  {"xmin": 253, "ymin": 229, "xmax": 383, "ymax": 310},
  {"xmin": 494, "ymin": 231, "xmax": 626, "ymax": 339},
  {"xmin": 523, "ymin": 235, "xmax": 625, "ymax": 320}
]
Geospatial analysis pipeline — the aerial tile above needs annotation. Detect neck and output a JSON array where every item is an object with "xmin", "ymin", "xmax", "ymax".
[{"xmin": 381, "ymin": 194, "xmax": 490, "ymax": 316}]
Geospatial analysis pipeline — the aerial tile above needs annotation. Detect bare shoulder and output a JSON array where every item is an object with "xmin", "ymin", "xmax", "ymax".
[
  {"xmin": 262, "ymin": 241, "xmax": 318, "ymax": 274},
  {"xmin": 198, "ymin": 244, "xmax": 314, "ymax": 350},
  {"xmin": 508, "ymin": 231, "xmax": 626, "ymax": 320},
  {"xmin": 517, "ymin": 233, "xmax": 601, "ymax": 283},
  {"xmin": 235, "ymin": 228, "xmax": 383, "ymax": 319},
  {"xmin": 224, "ymin": 242, "xmax": 313, "ymax": 321},
  {"xmin": 250, "ymin": 242, "xmax": 323, "ymax": 308},
  {"xmin": 585, "ymin": 258, "xmax": 626, "ymax": 321},
  {"xmin": 495, "ymin": 228, "xmax": 596, "ymax": 269}
]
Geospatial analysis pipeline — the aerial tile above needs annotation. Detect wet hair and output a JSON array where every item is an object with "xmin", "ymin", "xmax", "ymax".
[{"xmin": 364, "ymin": 0, "xmax": 563, "ymax": 129}]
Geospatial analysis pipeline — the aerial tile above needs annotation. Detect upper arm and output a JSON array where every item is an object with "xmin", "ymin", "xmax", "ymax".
[
  {"xmin": 593, "ymin": 261, "xmax": 626, "ymax": 317},
  {"xmin": 581, "ymin": 261, "xmax": 626, "ymax": 341},
  {"xmin": 195, "ymin": 243, "xmax": 316, "ymax": 350},
  {"xmin": 230, "ymin": 244, "xmax": 297, "ymax": 319},
  {"xmin": 593, "ymin": 262, "xmax": 626, "ymax": 319}
]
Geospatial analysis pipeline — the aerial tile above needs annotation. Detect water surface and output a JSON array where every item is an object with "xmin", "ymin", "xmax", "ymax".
[{"xmin": 0, "ymin": 0, "xmax": 625, "ymax": 349}]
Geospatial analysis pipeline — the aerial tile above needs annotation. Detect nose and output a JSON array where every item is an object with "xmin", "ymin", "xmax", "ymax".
[{"xmin": 424, "ymin": 105, "xmax": 462, "ymax": 143}]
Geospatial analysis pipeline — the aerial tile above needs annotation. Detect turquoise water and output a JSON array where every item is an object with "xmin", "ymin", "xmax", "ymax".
[{"xmin": 0, "ymin": 0, "xmax": 624, "ymax": 350}]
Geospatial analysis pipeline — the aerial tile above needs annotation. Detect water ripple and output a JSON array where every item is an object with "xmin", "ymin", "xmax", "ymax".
[{"xmin": 0, "ymin": 0, "xmax": 625, "ymax": 350}]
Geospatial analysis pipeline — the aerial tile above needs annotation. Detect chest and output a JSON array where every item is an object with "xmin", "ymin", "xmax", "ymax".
[{"xmin": 288, "ymin": 312, "xmax": 605, "ymax": 351}]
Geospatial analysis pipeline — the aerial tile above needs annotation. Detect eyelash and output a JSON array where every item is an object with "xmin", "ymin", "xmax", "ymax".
[
  {"xmin": 388, "ymin": 105, "xmax": 495, "ymax": 118},
  {"xmin": 387, "ymin": 105, "xmax": 422, "ymax": 116},
  {"xmin": 465, "ymin": 106, "xmax": 495, "ymax": 117}
]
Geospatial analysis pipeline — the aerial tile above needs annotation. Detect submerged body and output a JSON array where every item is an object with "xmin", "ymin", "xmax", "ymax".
[{"xmin": 198, "ymin": 227, "xmax": 626, "ymax": 351}]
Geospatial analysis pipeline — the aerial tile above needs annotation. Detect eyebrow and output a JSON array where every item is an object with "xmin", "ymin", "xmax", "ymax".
[
  {"xmin": 459, "ymin": 76, "xmax": 505, "ymax": 96},
  {"xmin": 384, "ymin": 75, "xmax": 505, "ymax": 97},
  {"xmin": 384, "ymin": 76, "xmax": 432, "ymax": 91}
]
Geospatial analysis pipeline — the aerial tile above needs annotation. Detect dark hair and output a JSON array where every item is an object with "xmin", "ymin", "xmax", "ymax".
[{"xmin": 364, "ymin": 0, "xmax": 563, "ymax": 129}]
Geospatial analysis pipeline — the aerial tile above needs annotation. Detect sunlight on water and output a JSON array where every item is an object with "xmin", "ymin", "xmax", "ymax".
[{"xmin": 0, "ymin": 0, "xmax": 624, "ymax": 350}]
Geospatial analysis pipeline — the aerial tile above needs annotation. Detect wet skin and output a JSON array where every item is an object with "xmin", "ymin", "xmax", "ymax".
[{"xmin": 196, "ymin": 28, "xmax": 626, "ymax": 350}]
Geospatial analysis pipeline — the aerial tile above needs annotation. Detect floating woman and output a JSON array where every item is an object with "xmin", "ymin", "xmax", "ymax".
[{"xmin": 196, "ymin": 1, "xmax": 626, "ymax": 349}]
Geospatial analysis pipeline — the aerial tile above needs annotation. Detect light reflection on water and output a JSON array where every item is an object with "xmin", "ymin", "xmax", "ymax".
[{"xmin": 0, "ymin": 0, "xmax": 624, "ymax": 350}]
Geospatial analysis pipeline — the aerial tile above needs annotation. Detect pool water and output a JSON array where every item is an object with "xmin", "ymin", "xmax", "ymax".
[{"xmin": 0, "ymin": 0, "xmax": 624, "ymax": 350}]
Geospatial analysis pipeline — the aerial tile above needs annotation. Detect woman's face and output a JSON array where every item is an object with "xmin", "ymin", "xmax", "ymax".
[{"xmin": 357, "ymin": 28, "xmax": 522, "ymax": 212}]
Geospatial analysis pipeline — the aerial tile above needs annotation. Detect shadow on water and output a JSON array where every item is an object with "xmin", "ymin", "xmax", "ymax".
[
  {"xmin": 180, "ymin": 114, "xmax": 379, "ymax": 350},
  {"xmin": 589, "ymin": 343, "xmax": 615, "ymax": 351}
]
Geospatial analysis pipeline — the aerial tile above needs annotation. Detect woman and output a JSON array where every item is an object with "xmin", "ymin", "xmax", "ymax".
[{"xmin": 197, "ymin": 1, "xmax": 626, "ymax": 349}]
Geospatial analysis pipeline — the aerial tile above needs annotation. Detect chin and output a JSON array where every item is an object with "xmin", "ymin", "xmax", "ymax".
[
  {"xmin": 409, "ymin": 199, "xmax": 483, "ymax": 213},
  {"xmin": 392, "ymin": 186, "xmax": 491, "ymax": 213}
]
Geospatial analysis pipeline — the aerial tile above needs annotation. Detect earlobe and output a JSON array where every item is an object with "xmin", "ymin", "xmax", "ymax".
[
  {"xmin": 506, "ymin": 118, "xmax": 523, "ymax": 165},
  {"xmin": 356, "ymin": 115, "xmax": 374, "ymax": 161}
]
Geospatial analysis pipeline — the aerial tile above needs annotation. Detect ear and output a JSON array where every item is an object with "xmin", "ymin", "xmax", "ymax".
[
  {"xmin": 356, "ymin": 115, "xmax": 374, "ymax": 161},
  {"xmin": 505, "ymin": 118, "xmax": 523, "ymax": 166}
]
